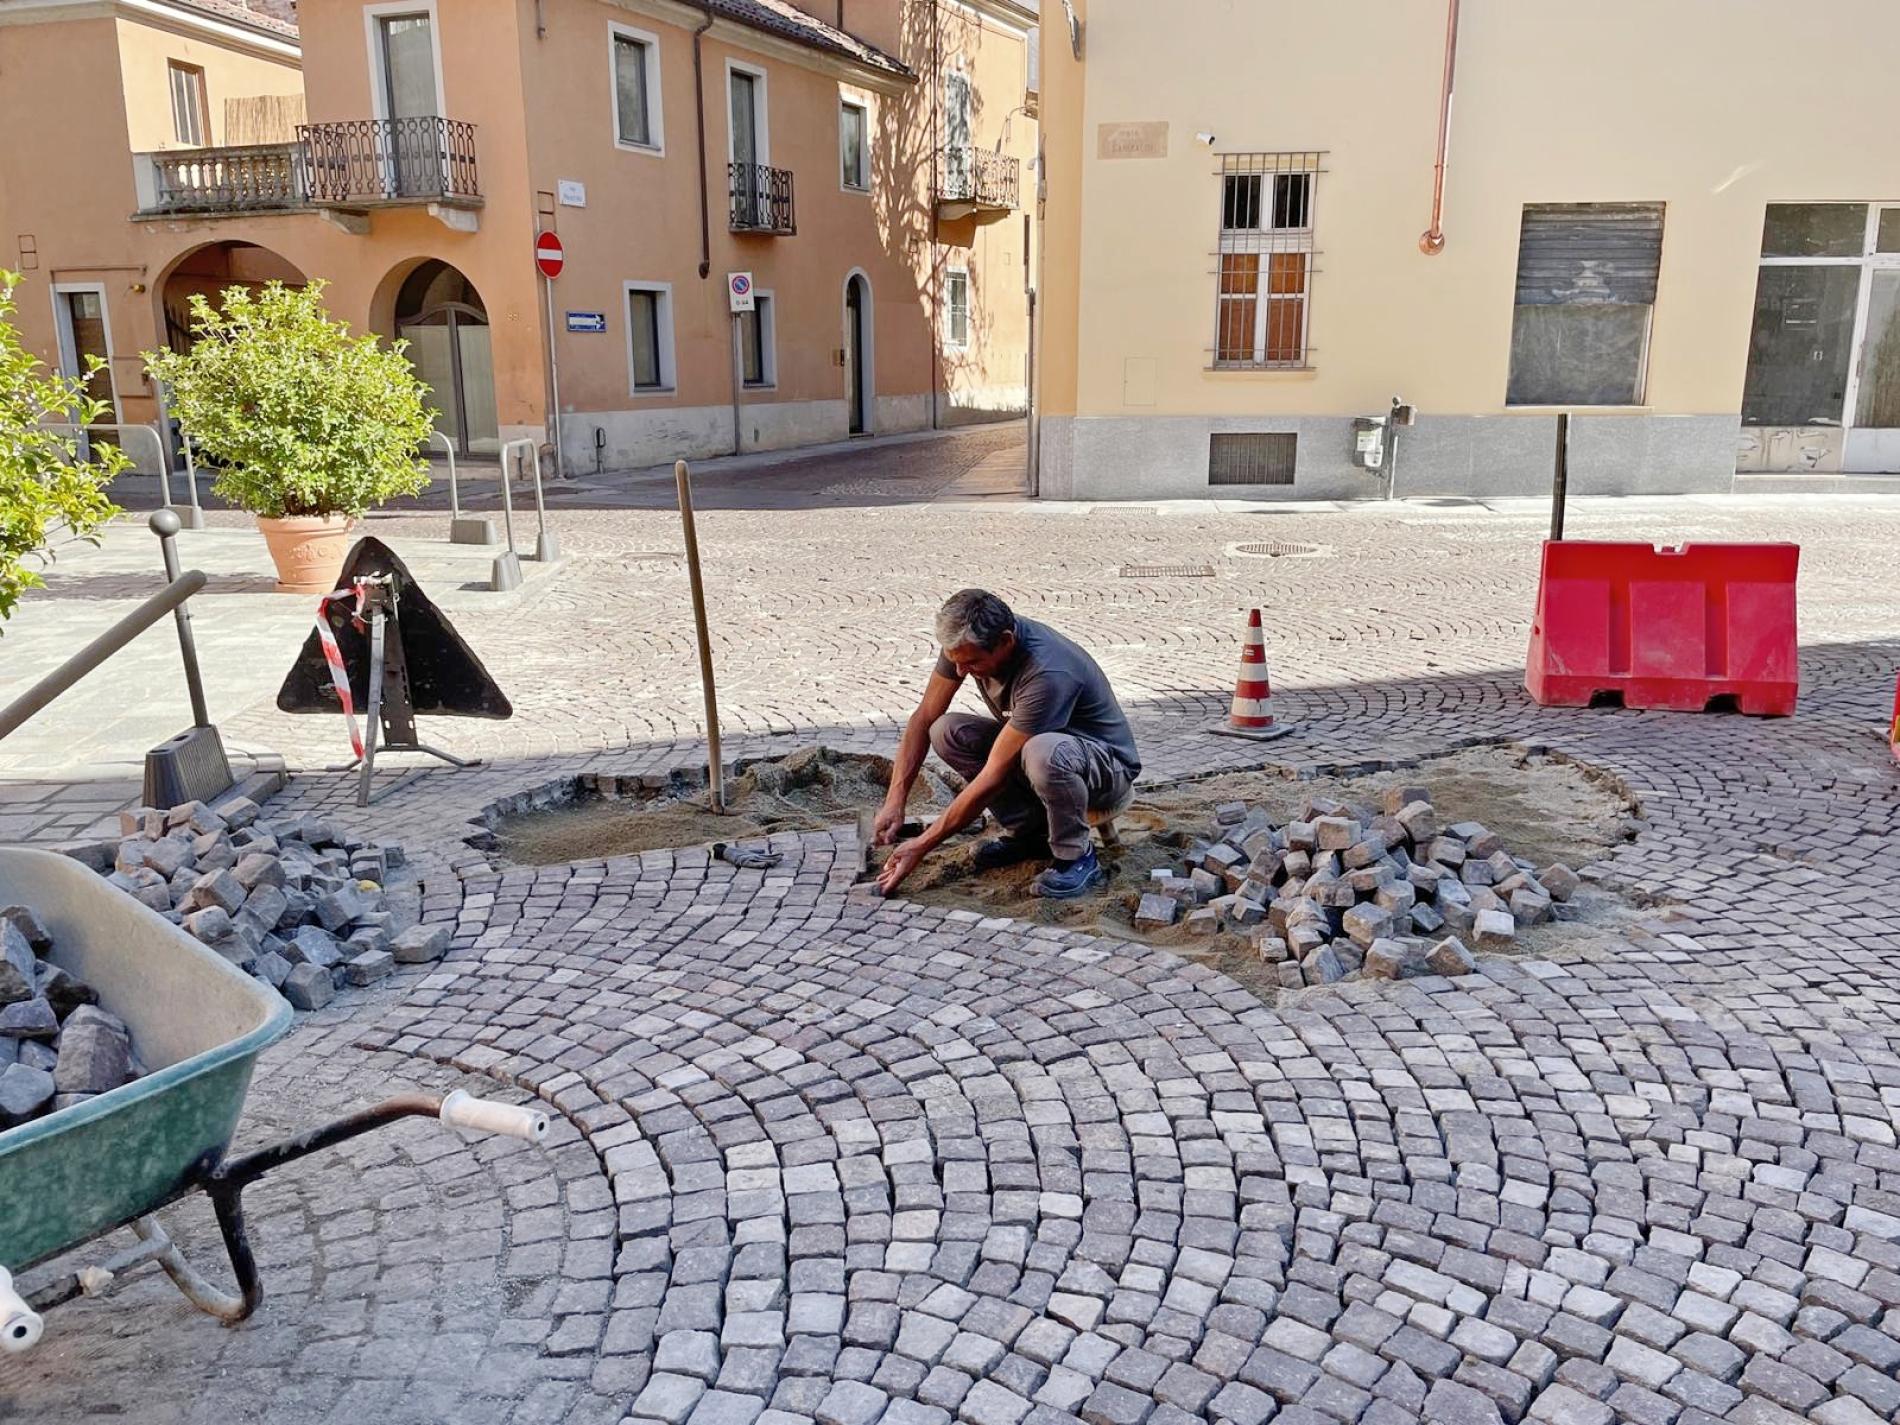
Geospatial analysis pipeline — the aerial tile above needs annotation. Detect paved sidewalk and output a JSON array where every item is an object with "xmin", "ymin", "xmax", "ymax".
[{"xmin": 2, "ymin": 430, "xmax": 1898, "ymax": 1424}]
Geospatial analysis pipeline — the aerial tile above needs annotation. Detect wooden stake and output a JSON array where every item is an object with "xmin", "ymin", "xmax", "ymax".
[{"xmin": 675, "ymin": 460, "xmax": 725, "ymax": 812}]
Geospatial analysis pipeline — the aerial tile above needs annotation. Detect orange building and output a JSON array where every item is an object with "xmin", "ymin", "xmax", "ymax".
[{"xmin": 0, "ymin": 0, "xmax": 1036, "ymax": 475}]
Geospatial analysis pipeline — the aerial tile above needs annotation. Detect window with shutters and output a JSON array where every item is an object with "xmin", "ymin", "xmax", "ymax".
[
  {"xmin": 1213, "ymin": 153, "xmax": 1321, "ymax": 370},
  {"xmin": 1507, "ymin": 204, "xmax": 1664, "ymax": 406}
]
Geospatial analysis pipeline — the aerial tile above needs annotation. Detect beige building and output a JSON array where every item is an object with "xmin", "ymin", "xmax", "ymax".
[
  {"xmin": 1034, "ymin": 0, "xmax": 1900, "ymax": 500},
  {"xmin": 0, "ymin": 0, "xmax": 1035, "ymax": 476}
]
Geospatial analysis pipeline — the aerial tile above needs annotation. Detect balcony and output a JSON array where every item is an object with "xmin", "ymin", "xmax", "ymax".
[
  {"xmin": 133, "ymin": 117, "xmax": 480, "ymax": 231},
  {"xmin": 139, "ymin": 143, "xmax": 305, "ymax": 215},
  {"xmin": 729, "ymin": 162, "xmax": 796, "ymax": 236},
  {"xmin": 937, "ymin": 146, "xmax": 1019, "ymax": 222},
  {"xmin": 298, "ymin": 117, "xmax": 479, "ymax": 208}
]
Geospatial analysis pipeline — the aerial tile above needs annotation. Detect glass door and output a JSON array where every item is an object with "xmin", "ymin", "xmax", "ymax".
[
  {"xmin": 944, "ymin": 72, "xmax": 972, "ymax": 196},
  {"xmin": 730, "ymin": 72, "xmax": 759, "ymax": 225},
  {"xmin": 58, "ymin": 290, "xmax": 115, "ymax": 459},
  {"xmin": 1847, "ymin": 267, "xmax": 1900, "ymax": 470},
  {"xmin": 379, "ymin": 13, "xmax": 441, "ymax": 196}
]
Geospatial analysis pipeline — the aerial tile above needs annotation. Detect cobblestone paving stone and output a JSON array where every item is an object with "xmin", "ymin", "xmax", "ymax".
[{"xmin": 3, "ymin": 430, "xmax": 1900, "ymax": 1423}]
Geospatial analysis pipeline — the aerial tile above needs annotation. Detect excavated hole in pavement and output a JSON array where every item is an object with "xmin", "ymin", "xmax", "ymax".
[{"xmin": 483, "ymin": 744, "xmax": 1644, "ymax": 1001}]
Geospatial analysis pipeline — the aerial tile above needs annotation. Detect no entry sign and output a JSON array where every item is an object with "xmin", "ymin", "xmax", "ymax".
[{"xmin": 534, "ymin": 230, "xmax": 565, "ymax": 279}]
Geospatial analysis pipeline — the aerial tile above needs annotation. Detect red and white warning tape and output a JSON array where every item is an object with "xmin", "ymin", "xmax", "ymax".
[{"xmin": 313, "ymin": 584, "xmax": 368, "ymax": 758}]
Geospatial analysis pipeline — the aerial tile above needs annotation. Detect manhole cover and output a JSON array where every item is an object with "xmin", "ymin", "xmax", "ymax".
[
  {"xmin": 1232, "ymin": 541, "xmax": 1329, "ymax": 559},
  {"xmin": 1120, "ymin": 564, "xmax": 1216, "ymax": 579}
]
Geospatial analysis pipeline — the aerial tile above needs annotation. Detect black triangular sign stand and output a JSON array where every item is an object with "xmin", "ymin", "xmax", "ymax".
[{"xmin": 277, "ymin": 537, "xmax": 512, "ymax": 804}]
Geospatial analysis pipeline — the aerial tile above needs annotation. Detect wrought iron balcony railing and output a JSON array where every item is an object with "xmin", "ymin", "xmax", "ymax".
[
  {"xmin": 298, "ymin": 116, "xmax": 480, "ymax": 205},
  {"xmin": 134, "ymin": 118, "xmax": 479, "ymax": 218},
  {"xmin": 937, "ymin": 146, "xmax": 1019, "ymax": 210},
  {"xmin": 729, "ymin": 162, "xmax": 796, "ymax": 236},
  {"xmin": 143, "ymin": 143, "xmax": 305, "ymax": 215}
]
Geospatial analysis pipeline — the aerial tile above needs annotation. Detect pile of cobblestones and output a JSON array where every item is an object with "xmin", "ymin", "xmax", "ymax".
[
  {"xmin": 0, "ymin": 905, "xmax": 141, "ymax": 1126},
  {"xmin": 1135, "ymin": 784, "xmax": 1581, "ymax": 987},
  {"xmin": 74, "ymin": 798, "xmax": 442, "ymax": 1013}
]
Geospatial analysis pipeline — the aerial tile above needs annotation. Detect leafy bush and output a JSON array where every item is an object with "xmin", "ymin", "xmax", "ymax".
[
  {"xmin": 0, "ymin": 271, "xmax": 125, "ymax": 629},
  {"xmin": 144, "ymin": 279, "xmax": 432, "ymax": 519}
]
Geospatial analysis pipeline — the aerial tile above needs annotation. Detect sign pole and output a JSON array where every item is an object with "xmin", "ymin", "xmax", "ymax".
[
  {"xmin": 730, "ymin": 313, "xmax": 744, "ymax": 457},
  {"xmin": 675, "ymin": 460, "xmax": 724, "ymax": 813},
  {"xmin": 543, "ymin": 273, "xmax": 566, "ymax": 482}
]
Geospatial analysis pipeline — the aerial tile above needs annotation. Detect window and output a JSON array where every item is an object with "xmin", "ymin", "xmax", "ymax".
[
  {"xmin": 1506, "ymin": 204, "xmax": 1663, "ymax": 406},
  {"xmin": 625, "ymin": 283, "xmax": 674, "ymax": 392},
  {"xmin": 611, "ymin": 26, "xmax": 662, "ymax": 151},
  {"xmin": 169, "ymin": 61, "xmax": 208, "ymax": 146},
  {"xmin": 1744, "ymin": 203, "xmax": 1900, "ymax": 432},
  {"xmin": 944, "ymin": 268, "xmax": 969, "ymax": 349},
  {"xmin": 1213, "ymin": 154, "xmax": 1319, "ymax": 369},
  {"xmin": 840, "ymin": 99, "xmax": 868, "ymax": 191},
  {"xmin": 739, "ymin": 293, "xmax": 775, "ymax": 387}
]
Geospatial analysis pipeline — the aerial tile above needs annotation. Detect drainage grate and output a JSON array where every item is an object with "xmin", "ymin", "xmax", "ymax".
[
  {"xmin": 1233, "ymin": 541, "xmax": 1328, "ymax": 559},
  {"xmin": 1120, "ymin": 564, "xmax": 1217, "ymax": 579}
]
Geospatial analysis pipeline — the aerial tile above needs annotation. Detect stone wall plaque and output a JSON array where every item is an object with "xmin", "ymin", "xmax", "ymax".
[{"xmin": 1097, "ymin": 121, "xmax": 1168, "ymax": 160}]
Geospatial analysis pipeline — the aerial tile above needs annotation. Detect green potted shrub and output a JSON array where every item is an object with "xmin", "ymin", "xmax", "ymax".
[
  {"xmin": 145, "ymin": 279, "xmax": 432, "ymax": 593},
  {"xmin": 0, "ymin": 271, "xmax": 125, "ymax": 630}
]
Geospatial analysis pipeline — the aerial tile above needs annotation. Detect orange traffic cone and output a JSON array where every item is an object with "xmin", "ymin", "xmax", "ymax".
[
  {"xmin": 1211, "ymin": 609, "xmax": 1292, "ymax": 741},
  {"xmin": 1230, "ymin": 609, "xmax": 1274, "ymax": 729}
]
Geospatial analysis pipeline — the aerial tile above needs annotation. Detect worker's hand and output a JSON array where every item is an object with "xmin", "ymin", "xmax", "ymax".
[
  {"xmin": 877, "ymin": 838, "xmax": 928, "ymax": 896},
  {"xmin": 872, "ymin": 800, "xmax": 907, "ymax": 847}
]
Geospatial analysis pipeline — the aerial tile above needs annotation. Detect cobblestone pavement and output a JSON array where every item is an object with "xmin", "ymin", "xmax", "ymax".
[{"xmin": 3, "ymin": 426, "xmax": 1900, "ymax": 1424}]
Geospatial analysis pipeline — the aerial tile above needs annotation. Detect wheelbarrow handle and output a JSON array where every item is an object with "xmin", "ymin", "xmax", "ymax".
[
  {"xmin": 0, "ymin": 1265, "xmax": 45, "ymax": 1354},
  {"xmin": 439, "ymin": 1090, "xmax": 550, "ymax": 1143}
]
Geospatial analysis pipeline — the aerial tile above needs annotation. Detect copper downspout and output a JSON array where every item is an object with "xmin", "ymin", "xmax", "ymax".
[
  {"xmin": 1419, "ymin": 0, "xmax": 1460, "ymax": 255},
  {"xmin": 691, "ymin": 5, "xmax": 717, "ymax": 278}
]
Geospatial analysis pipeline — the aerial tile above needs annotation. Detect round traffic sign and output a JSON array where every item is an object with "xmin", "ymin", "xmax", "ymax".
[
  {"xmin": 534, "ymin": 230, "xmax": 565, "ymax": 279},
  {"xmin": 730, "ymin": 273, "xmax": 750, "ymax": 297}
]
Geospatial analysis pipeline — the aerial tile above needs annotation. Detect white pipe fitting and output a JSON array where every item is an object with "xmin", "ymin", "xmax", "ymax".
[
  {"xmin": 439, "ymin": 1090, "xmax": 549, "ymax": 1144},
  {"xmin": 0, "ymin": 1266, "xmax": 44, "ymax": 1353}
]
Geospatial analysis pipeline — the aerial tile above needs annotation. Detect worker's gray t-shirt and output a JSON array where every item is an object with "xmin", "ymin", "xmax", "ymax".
[{"xmin": 935, "ymin": 616, "xmax": 1141, "ymax": 775}]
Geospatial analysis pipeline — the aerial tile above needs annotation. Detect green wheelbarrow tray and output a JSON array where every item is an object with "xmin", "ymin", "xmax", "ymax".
[
  {"xmin": 0, "ymin": 847, "xmax": 550, "ymax": 1354},
  {"xmin": 0, "ymin": 847, "xmax": 292, "ymax": 1275}
]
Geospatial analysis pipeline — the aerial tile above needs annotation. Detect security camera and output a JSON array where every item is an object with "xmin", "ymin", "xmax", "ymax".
[{"xmin": 1194, "ymin": 131, "xmax": 1217, "ymax": 147}]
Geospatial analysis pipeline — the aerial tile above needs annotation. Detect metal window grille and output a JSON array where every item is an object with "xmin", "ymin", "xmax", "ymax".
[
  {"xmin": 1211, "ymin": 151, "xmax": 1322, "ymax": 370},
  {"xmin": 1208, "ymin": 432, "xmax": 1297, "ymax": 486}
]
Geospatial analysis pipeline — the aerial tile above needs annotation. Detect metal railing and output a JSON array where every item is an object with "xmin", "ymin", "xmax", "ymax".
[
  {"xmin": 145, "ymin": 144, "xmax": 304, "ymax": 214},
  {"xmin": 937, "ymin": 147, "xmax": 1019, "ymax": 209},
  {"xmin": 39, "ymin": 422, "xmax": 203, "ymax": 527},
  {"xmin": 298, "ymin": 116, "xmax": 480, "ymax": 205},
  {"xmin": 0, "ymin": 525, "xmax": 207, "ymax": 744},
  {"xmin": 728, "ymin": 162, "xmax": 796, "ymax": 235}
]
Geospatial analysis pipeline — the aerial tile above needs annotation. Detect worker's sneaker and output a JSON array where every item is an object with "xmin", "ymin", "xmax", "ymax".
[
  {"xmin": 1031, "ymin": 847, "xmax": 1107, "ymax": 899},
  {"xmin": 972, "ymin": 834, "xmax": 1049, "ymax": 871}
]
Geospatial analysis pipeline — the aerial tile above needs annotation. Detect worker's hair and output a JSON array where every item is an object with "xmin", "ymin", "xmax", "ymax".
[{"xmin": 936, "ymin": 588, "xmax": 1015, "ymax": 651}]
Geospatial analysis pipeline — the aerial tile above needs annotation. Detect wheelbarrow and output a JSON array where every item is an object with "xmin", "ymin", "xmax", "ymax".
[{"xmin": 0, "ymin": 847, "xmax": 548, "ymax": 1352}]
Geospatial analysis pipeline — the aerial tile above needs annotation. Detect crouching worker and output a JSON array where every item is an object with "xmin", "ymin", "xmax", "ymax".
[{"xmin": 874, "ymin": 588, "xmax": 1141, "ymax": 899}]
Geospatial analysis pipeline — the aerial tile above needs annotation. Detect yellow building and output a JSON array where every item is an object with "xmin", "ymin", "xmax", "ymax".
[
  {"xmin": 0, "ymin": 0, "xmax": 1036, "ymax": 475},
  {"xmin": 1033, "ymin": 0, "xmax": 1900, "ymax": 499}
]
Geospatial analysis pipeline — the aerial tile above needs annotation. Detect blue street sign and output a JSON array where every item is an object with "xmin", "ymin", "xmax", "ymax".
[{"xmin": 566, "ymin": 311, "xmax": 607, "ymax": 333}]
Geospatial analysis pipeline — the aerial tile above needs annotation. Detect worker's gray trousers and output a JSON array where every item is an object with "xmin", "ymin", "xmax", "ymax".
[{"xmin": 928, "ymin": 712, "xmax": 1133, "ymax": 861}]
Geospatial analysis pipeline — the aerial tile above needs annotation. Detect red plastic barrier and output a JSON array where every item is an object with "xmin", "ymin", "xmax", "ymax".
[
  {"xmin": 1889, "ymin": 671, "xmax": 1899, "ymax": 762},
  {"xmin": 1525, "ymin": 541, "xmax": 1799, "ymax": 716}
]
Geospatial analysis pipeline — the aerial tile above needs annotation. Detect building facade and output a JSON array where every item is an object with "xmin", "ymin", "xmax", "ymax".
[
  {"xmin": 0, "ymin": 0, "xmax": 1035, "ymax": 475},
  {"xmin": 1033, "ymin": 0, "xmax": 1900, "ymax": 500}
]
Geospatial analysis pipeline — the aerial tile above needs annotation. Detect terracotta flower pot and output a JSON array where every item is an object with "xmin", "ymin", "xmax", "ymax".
[{"xmin": 257, "ymin": 513, "xmax": 356, "ymax": 595}]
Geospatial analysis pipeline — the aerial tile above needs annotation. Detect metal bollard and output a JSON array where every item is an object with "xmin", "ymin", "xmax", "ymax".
[
  {"xmin": 526, "ymin": 444, "xmax": 560, "ymax": 563},
  {"xmin": 489, "ymin": 438, "xmax": 527, "ymax": 591},
  {"xmin": 437, "ymin": 431, "xmax": 498, "ymax": 546},
  {"xmin": 150, "ymin": 510, "xmax": 210, "ymax": 727}
]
